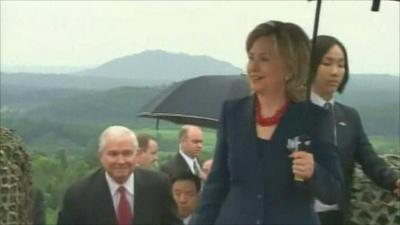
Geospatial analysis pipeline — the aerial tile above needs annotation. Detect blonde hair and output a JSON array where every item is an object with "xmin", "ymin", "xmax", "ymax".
[{"xmin": 246, "ymin": 21, "xmax": 310, "ymax": 102}]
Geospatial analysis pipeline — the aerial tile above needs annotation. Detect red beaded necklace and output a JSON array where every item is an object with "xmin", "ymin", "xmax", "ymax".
[{"xmin": 255, "ymin": 97, "xmax": 289, "ymax": 127}]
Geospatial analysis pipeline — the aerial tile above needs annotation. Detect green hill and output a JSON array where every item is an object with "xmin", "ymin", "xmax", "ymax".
[{"xmin": 23, "ymin": 86, "xmax": 165, "ymax": 125}]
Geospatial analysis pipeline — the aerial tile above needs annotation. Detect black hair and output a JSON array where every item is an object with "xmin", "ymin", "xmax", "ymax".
[
  {"xmin": 310, "ymin": 35, "xmax": 349, "ymax": 93},
  {"xmin": 171, "ymin": 172, "xmax": 201, "ymax": 193}
]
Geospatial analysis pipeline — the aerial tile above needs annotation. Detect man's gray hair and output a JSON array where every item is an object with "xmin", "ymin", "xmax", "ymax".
[{"xmin": 98, "ymin": 125, "xmax": 138, "ymax": 152}]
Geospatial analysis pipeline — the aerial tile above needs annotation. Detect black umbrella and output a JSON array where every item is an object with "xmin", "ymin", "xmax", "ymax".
[{"xmin": 137, "ymin": 75, "xmax": 250, "ymax": 129}]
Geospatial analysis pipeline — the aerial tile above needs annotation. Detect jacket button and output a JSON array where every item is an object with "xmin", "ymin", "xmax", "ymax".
[
  {"xmin": 256, "ymin": 219, "xmax": 261, "ymax": 224},
  {"xmin": 257, "ymin": 194, "xmax": 262, "ymax": 199}
]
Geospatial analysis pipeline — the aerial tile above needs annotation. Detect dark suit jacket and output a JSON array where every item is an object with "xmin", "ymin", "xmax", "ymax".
[
  {"xmin": 330, "ymin": 102, "xmax": 398, "ymax": 222},
  {"xmin": 57, "ymin": 168, "xmax": 182, "ymax": 225},
  {"xmin": 192, "ymin": 96, "xmax": 343, "ymax": 225},
  {"xmin": 161, "ymin": 153, "xmax": 193, "ymax": 180}
]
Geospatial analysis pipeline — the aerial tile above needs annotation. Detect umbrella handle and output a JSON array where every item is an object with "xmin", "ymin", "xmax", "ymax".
[
  {"xmin": 306, "ymin": 0, "xmax": 322, "ymax": 100},
  {"xmin": 371, "ymin": 0, "xmax": 381, "ymax": 11}
]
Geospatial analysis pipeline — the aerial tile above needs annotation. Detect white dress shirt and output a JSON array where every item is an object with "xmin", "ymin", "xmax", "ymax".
[
  {"xmin": 182, "ymin": 215, "xmax": 192, "ymax": 225},
  {"xmin": 179, "ymin": 150, "xmax": 202, "ymax": 175},
  {"xmin": 105, "ymin": 172, "xmax": 135, "ymax": 215}
]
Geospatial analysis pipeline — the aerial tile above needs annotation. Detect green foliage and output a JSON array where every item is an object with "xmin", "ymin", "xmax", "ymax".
[
  {"xmin": 369, "ymin": 136, "xmax": 400, "ymax": 155},
  {"xmin": 25, "ymin": 86, "xmax": 164, "ymax": 125},
  {"xmin": 31, "ymin": 150, "xmax": 95, "ymax": 224}
]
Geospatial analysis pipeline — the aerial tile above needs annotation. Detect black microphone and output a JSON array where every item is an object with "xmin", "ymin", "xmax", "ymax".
[{"xmin": 298, "ymin": 134, "xmax": 312, "ymax": 153}]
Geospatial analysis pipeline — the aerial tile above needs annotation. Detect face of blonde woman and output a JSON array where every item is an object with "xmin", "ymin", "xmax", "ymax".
[
  {"xmin": 247, "ymin": 36, "xmax": 288, "ymax": 95},
  {"xmin": 313, "ymin": 44, "xmax": 346, "ymax": 100}
]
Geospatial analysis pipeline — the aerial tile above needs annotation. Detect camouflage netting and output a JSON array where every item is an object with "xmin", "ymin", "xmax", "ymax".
[
  {"xmin": 0, "ymin": 127, "xmax": 33, "ymax": 225},
  {"xmin": 349, "ymin": 154, "xmax": 400, "ymax": 225}
]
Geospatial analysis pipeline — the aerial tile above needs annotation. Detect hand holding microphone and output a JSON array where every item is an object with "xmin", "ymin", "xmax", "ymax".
[
  {"xmin": 290, "ymin": 151, "xmax": 314, "ymax": 181},
  {"xmin": 288, "ymin": 135, "xmax": 315, "ymax": 181}
]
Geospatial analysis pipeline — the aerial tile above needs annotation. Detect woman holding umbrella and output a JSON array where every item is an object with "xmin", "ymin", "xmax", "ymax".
[
  {"xmin": 310, "ymin": 35, "xmax": 400, "ymax": 225},
  {"xmin": 192, "ymin": 21, "xmax": 343, "ymax": 225}
]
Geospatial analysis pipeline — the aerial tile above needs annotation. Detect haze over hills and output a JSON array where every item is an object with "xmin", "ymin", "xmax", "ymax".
[
  {"xmin": 1, "ymin": 50, "xmax": 399, "ymax": 139},
  {"xmin": 1, "ymin": 50, "xmax": 243, "ymax": 89},
  {"xmin": 75, "ymin": 49, "xmax": 243, "ymax": 80}
]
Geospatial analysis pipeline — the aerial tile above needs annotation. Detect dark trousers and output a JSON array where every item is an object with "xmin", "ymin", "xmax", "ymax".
[{"xmin": 318, "ymin": 210, "xmax": 342, "ymax": 225}]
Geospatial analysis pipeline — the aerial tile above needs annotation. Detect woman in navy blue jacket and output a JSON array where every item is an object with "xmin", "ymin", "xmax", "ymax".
[{"xmin": 192, "ymin": 21, "xmax": 343, "ymax": 225}]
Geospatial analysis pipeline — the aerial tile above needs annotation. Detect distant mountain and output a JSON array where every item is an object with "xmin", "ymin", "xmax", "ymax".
[
  {"xmin": 1, "ymin": 50, "xmax": 243, "ymax": 90},
  {"xmin": 75, "ymin": 50, "xmax": 243, "ymax": 80},
  {"xmin": 337, "ymin": 74, "xmax": 399, "ymax": 106}
]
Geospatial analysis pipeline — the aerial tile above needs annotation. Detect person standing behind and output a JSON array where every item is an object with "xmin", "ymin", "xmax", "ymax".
[
  {"xmin": 171, "ymin": 172, "xmax": 201, "ymax": 225},
  {"xmin": 136, "ymin": 133, "xmax": 159, "ymax": 169},
  {"xmin": 192, "ymin": 21, "xmax": 342, "ymax": 225},
  {"xmin": 310, "ymin": 35, "xmax": 400, "ymax": 225},
  {"xmin": 161, "ymin": 125, "xmax": 204, "ymax": 180},
  {"xmin": 57, "ymin": 125, "xmax": 181, "ymax": 225}
]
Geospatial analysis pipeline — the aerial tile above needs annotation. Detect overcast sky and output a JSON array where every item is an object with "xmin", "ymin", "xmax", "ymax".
[{"xmin": 1, "ymin": 1, "xmax": 399, "ymax": 75}]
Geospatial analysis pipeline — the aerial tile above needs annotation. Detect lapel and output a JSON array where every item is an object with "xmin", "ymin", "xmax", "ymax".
[
  {"xmin": 92, "ymin": 170, "xmax": 119, "ymax": 225},
  {"xmin": 237, "ymin": 96, "xmax": 259, "ymax": 152},
  {"xmin": 133, "ymin": 169, "xmax": 146, "ymax": 224},
  {"xmin": 176, "ymin": 152, "xmax": 192, "ymax": 173},
  {"xmin": 273, "ymin": 102, "xmax": 304, "ymax": 141}
]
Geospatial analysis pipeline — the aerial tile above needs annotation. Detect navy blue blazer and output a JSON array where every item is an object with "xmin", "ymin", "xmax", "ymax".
[
  {"xmin": 328, "ymin": 102, "xmax": 399, "ymax": 222},
  {"xmin": 57, "ymin": 168, "xmax": 182, "ymax": 225},
  {"xmin": 192, "ymin": 96, "xmax": 343, "ymax": 225}
]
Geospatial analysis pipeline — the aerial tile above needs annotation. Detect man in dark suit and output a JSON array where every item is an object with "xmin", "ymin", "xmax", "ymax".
[
  {"xmin": 160, "ymin": 125, "xmax": 204, "ymax": 180},
  {"xmin": 310, "ymin": 35, "xmax": 400, "ymax": 225},
  {"xmin": 57, "ymin": 125, "xmax": 182, "ymax": 225}
]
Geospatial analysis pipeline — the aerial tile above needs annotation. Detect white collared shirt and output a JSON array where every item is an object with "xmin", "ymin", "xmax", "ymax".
[
  {"xmin": 105, "ymin": 172, "xmax": 134, "ymax": 215},
  {"xmin": 182, "ymin": 215, "xmax": 192, "ymax": 225},
  {"xmin": 179, "ymin": 150, "xmax": 201, "ymax": 175},
  {"xmin": 310, "ymin": 92, "xmax": 335, "ymax": 108}
]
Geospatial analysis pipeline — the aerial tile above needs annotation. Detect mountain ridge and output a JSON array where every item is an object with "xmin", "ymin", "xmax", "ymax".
[{"xmin": 74, "ymin": 49, "xmax": 243, "ymax": 79}]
